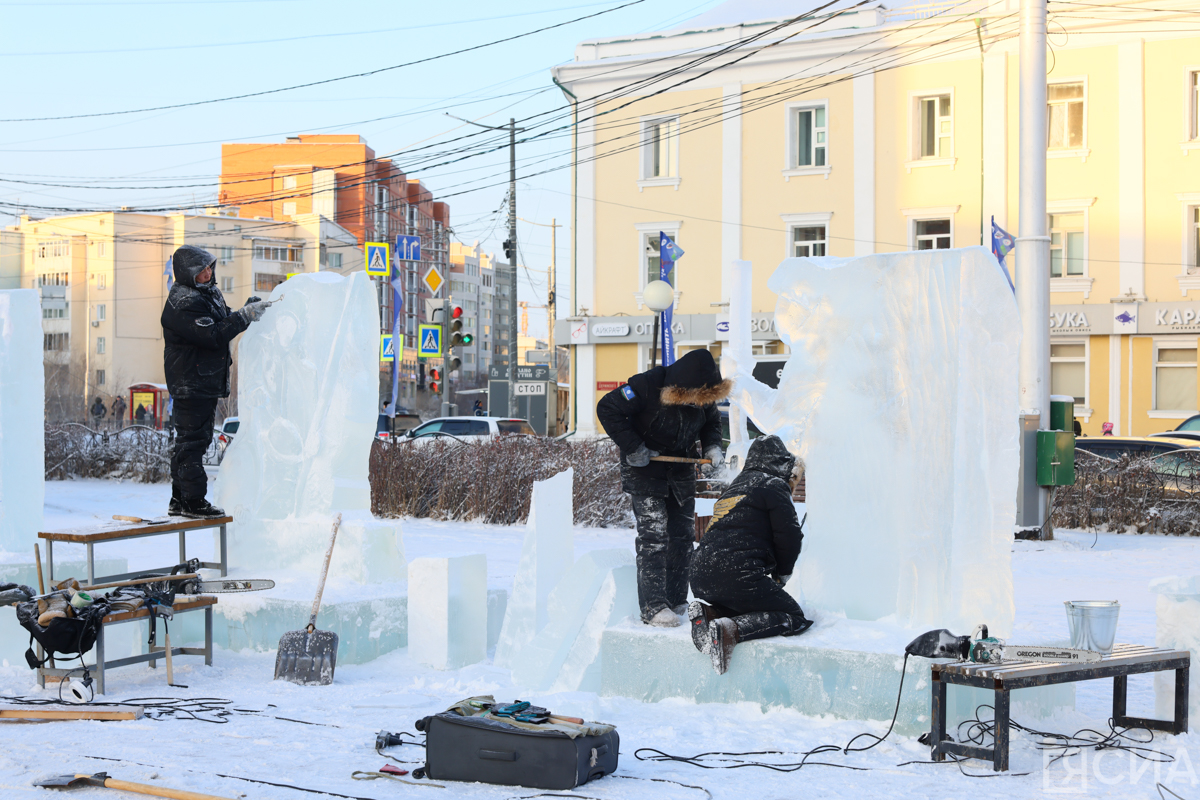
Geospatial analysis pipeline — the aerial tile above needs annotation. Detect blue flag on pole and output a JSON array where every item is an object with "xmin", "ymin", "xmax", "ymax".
[
  {"xmin": 659, "ymin": 232, "xmax": 683, "ymax": 366},
  {"xmin": 164, "ymin": 257, "xmax": 174, "ymax": 292},
  {"xmin": 990, "ymin": 216, "xmax": 1016, "ymax": 294},
  {"xmin": 386, "ymin": 255, "xmax": 404, "ymax": 416}
]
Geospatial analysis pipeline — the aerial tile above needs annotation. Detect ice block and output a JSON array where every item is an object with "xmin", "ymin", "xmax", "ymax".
[
  {"xmin": 407, "ymin": 554, "xmax": 488, "ymax": 670},
  {"xmin": 0, "ymin": 289, "xmax": 44, "ymax": 555}
]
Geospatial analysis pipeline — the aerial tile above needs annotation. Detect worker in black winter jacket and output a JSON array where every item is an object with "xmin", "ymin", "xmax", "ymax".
[
  {"xmin": 688, "ymin": 434, "xmax": 812, "ymax": 674},
  {"xmin": 161, "ymin": 245, "xmax": 270, "ymax": 518},
  {"xmin": 596, "ymin": 348, "xmax": 730, "ymax": 627}
]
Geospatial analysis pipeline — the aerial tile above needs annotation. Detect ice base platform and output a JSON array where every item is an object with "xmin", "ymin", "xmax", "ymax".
[{"xmin": 599, "ymin": 616, "xmax": 1075, "ymax": 735}]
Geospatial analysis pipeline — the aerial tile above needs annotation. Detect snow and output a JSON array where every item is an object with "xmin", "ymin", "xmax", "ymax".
[
  {"xmin": 408, "ymin": 555, "xmax": 488, "ymax": 670},
  {"xmin": 5, "ymin": 480, "xmax": 1200, "ymax": 798},
  {"xmin": 729, "ymin": 247, "xmax": 1020, "ymax": 637},
  {"xmin": 0, "ymin": 289, "xmax": 44, "ymax": 557}
]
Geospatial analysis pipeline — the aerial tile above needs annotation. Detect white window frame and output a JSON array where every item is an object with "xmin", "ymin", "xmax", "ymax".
[
  {"xmin": 96, "ymin": 369, "xmax": 105, "ymax": 386},
  {"xmin": 1152, "ymin": 338, "xmax": 1200, "ymax": 415},
  {"xmin": 1046, "ymin": 76, "xmax": 1090, "ymax": 161},
  {"xmin": 783, "ymin": 100, "xmax": 831, "ymax": 179},
  {"xmin": 96, "ymin": 303, "xmax": 106, "ymax": 321},
  {"xmin": 1050, "ymin": 338, "xmax": 1091, "ymax": 418},
  {"xmin": 96, "ymin": 336, "xmax": 106, "ymax": 355},
  {"xmin": 633, "ymin": 221, "xmax": 682, "ymax": 308},
  {"xmin": 1048, "ymin": 198, "xmax": 1096, "ymax": 298},
  {"xmin": 902, "ymin": 206, "xmax": 959, "ymax": 249},
  {"xmin": 638, "ymin": 115, "xmax": 680, "ymax": 189},
  {"xmin": 780, "ymin": 212, "xmax": 833, "ymax": 258},
  {"xmin": 96, "ymin": 273, "xmax": 106, "ymax": 290},
  {"xmin": 1184, "ymin": 66, "xmax": 1200, "ymax": 153},
  {"xmin": 221, "ymin": 276, "xmax": 235, "ymax": 292},
  {"xmin": 906, "ymin": 88, "xmax": 956, "ymax": 172}
]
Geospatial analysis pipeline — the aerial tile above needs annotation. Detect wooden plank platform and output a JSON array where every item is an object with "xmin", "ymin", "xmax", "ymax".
[
  {"xmin": 0, "ymin": 705, "xmax": 144, "ymax": 721},
  {"xmin": 39, "ymin": 516, "xmax": 233, "ymax": 543}
]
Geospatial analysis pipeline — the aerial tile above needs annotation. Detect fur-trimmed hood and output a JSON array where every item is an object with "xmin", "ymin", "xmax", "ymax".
[{"xmin": 661, "ymin": 378, "xmax": 732, "ymax": 407}]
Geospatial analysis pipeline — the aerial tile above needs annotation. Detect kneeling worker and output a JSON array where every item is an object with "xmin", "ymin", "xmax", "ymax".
[{"xmin": 688, "ymin": 434, "xmax": 812, "ymax": 674}]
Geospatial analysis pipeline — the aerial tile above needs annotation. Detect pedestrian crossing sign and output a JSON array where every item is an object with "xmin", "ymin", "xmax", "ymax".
[
  {"xmin": 418, "ymin": 324, "xmax": 441, "ymax": 358},
  {"xmin": 365, "ymin": 242, "xmax": 390, "ymax": 276},
  {"xmin": 380, "ymin": 333, "xmax": 403, "ymax": 362}
]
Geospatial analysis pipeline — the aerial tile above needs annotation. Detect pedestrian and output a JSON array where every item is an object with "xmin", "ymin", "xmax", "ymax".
[
  {"xmin": 134, "ymin": 403, "xmax": 146, "ymax": 424},
  {"xmin": 595, "ymin": 348, "xmax": 729, "ymax": 627},
  {"xmin": 90, "ymin": 396, "xmax": 107, "ymax": 427},
  {"xmin": 1102, "ymin": 422, "xmax": 1114, "ymax": 436},
  {"xmin": 112, "ymin": 395, "xmax": 126, "ymax": 429},
  {"xmin": 473, "ymin": 399, "xmax": 484, "ymax": 417},
  {"xmin": 161, "ymin": 244, "xmax": 270, "ymax": 518},
  {"xmin": 687, "ymin": 435, "xmax": 811, "ymax": 674}
]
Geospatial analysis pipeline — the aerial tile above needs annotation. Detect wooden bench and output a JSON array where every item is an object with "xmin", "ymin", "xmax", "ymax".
[
  {"xmin": 931, "ymin": 643, "xmax": 1191, "ymax": 771},
  {"xmin": 39, "ymin": 516, "xmax": 232, "ymax": 585},
  {"xmin": 37, "ymin": 595, "xmax": 216, "ymax": 696}
]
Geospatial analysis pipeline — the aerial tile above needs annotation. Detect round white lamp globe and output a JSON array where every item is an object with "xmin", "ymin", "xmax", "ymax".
[{"xmin": 643, "ymin": 280, "xmax": 675, "ymax": 312}]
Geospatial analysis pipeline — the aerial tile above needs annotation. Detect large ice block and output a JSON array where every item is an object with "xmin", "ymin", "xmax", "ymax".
[
  {"xmin": 511, "ymin": 548, "xmax": 637, "ymax": 692},
  {"xmin": 728, "ymin": 248, "xmax": 1019, "ymax": 636},
  {"xmin": 494, "ymin": 469, "xmax": 575, "ymax": 667},
  {"xmin": 1152, "ymin": 575, "xmax": 1200, "ymax": 722},
  {"xmin": 407, "ymin": 555, "xmax": 488, "ymax": 670},
  {"xmin": 214, "ymin": 272, "xmax": 402, "ymax": 582},
  {"xmin": 0, "ymin": 289, "xmax": 44, "ymax": 556}
]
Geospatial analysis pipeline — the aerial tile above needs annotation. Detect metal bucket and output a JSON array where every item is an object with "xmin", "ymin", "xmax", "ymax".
[{"xmin": 1064, "ymin": 600, "xmax": 1120, "ymax": 655}]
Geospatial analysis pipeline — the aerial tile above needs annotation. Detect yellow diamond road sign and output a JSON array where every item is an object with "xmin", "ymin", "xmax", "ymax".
[{"xmin": 422, "ymin": 265, "xmax": 444, "ymax": 295}]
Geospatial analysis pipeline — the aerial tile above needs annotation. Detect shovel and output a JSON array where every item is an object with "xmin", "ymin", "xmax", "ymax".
[
  {"xmin": 274, "ymin": 514, "xmax": 342, "ymax": 685},
  {"xmin": 36, "ymin": 772, "xmax": 235, "ymax": 800}
]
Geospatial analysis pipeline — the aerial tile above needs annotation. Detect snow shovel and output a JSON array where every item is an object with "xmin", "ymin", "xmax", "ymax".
[
  {"xmin": 35, "ymin": 772, "xmax": 235, "ymax": 800},
  {"xmin": 274, "ymin": 513, "xmax": 342, "ymax": 685}
]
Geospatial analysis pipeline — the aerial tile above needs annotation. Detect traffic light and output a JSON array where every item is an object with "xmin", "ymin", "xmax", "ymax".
[
  {"xmin": 429, "ymin": 367, "xmax": 441, "ymax": 394},
  {"xmin": 447, "ymin": 306, "xmax": 465, "ymax": 372}
]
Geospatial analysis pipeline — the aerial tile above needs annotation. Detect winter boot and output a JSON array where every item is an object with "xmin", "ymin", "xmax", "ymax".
[
  {"xmin": 687, "ymin": 601, "xmax": 717, "ymax": 653},
  {"xmin": 707, "ymin": 618, "xmax": 740, "ymax": 675},
  {"xmin": 180, "ymin": 497, "xmax": 225, "ymax": 519},
  {"xmin": 646, "ymin": 607, "xmax": 682, "ymax": 628},
  {"xmin": 168, "ymin": 485, "xmax": 182, "ymax": 517}
]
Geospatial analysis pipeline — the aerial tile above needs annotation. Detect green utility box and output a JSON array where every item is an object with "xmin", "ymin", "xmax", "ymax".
[
  {"xmin": 1036, "ymin": 430, "xmax": 1076, "ymax": 486},
  {"xmin": 1049, "ymin": 395, "xmax": 1075, "ymax": 432}
]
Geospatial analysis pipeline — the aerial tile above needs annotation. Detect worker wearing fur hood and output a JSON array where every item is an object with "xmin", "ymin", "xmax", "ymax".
[{"xmin": 596, "ymin": 348, "xmax": 730, "ymax": 628}]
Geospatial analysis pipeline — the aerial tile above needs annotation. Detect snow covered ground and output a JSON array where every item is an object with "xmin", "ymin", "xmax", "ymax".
[{"xmin": 3, "ymin": 478, "xmax": 1200, "ymax": 798}]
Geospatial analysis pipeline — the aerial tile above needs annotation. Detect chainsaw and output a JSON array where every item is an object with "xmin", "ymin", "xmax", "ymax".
[{"xmin": 906, "ymin": 624, "xmax": 1102, "ymax": 664}]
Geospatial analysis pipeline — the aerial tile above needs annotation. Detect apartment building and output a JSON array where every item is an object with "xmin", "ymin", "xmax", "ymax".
[
  {"xmin": 553, "ymin": 0, "xmax": 1200, "ymax": 437},
  {"xmin": 448, "ymin": 241, "xmax": 500, "ymax": 381},
  {"xmin": 5, "ymin": 209, "xmax": 362, "ymax": 420}
]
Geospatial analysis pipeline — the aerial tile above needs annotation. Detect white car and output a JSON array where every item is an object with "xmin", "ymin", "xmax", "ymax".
[{"xmin": 402, "ymin": 416, "xmax": 536, "ymax": 441}]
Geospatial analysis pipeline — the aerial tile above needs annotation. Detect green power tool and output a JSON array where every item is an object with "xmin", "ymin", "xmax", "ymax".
[{"xmin": 906, "ymin": 624, "xmax": 1102, "ymax": 664}]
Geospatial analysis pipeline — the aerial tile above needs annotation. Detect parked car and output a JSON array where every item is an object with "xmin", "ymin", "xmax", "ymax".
[
  {"xmin": 1148, "ymin": 415, "xmax": 1200, "ymax": 444},
  {"xmin": 402, "ymin": 416, "xmax": 536, "ymax": 441},
  {"xmin": 1074, "ymin": 435, "xmax": 1200, "ymax": 460},
  {"xmin": 203, "ymin": 416, "xmax": 240, "ymax": 466},
  {"xmin": 376, "ymin": 412, "xmax": 422, "ymax": 440}
]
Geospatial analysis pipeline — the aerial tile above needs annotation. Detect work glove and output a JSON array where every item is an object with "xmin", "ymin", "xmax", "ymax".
[
  {"xmin": 701, "ymin": 445, "xmax": 725, "ymax": 477},
  {"xmin": 775, "ymin": 573, "xmax": 793, "ymax": 587},
  {"xmin": 245, "ymin": 295, "xmax": 262, "ymax": 305},
  {"xmin": 238, "ymin": 300, "xmax": 271, "ymax": 324},
  {"xmin": 626, "ymin": 443, "xmax": 658, "ymax": 468}
]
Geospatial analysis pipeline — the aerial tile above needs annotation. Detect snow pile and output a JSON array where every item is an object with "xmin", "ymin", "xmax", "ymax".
[
  {"xmin": 214, "ymin": 272, "xmax": 404, "ymax": 583},
  {"xmin": 0, "ymin": 289, "xmax": 44, "ymax": 555},
  {"xmin": 729, "ymin": 247, "xmax": 1020, "ymax": 636}
]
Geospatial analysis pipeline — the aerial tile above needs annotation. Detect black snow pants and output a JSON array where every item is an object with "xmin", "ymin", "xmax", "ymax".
[
  {"xmin": 630, "ymin": 493, "xmax": 695, "ymax": 621},
  {"xmin": 689, "ymin": 561, "xmax": 809, "ymax": 642},
  {"xmin": 171, "ymin": 397, "xmax": 218, "ymax": 501}
]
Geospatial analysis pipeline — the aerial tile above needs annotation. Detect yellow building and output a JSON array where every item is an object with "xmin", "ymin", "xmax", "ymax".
[
  {"xmin": 4, "ymin": 209, "xmax": 362, "ymax": 420},
  {"xmin": 553, "ymin": 0, "xmax": 1200, "ymax": 437}
]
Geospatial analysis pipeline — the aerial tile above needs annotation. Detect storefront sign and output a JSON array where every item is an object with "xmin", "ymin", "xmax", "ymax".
[
  {"xmin": 592, "ymin": 323, "xmax": 629, "ymax": 337},
  {"xmin": 1143, "ymin": 303, "xmax": 1200, "ymax": 334},
  {"xmin": 1049, "ymin": 304, "xmax": 1111, "ymax": 336},
  {"xmin": 596, "ymin": 381, "xmax": 625, "ymax": 391}
]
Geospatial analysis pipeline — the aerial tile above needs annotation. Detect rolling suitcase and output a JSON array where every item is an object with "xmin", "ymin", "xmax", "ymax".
[{"xmin": 413, "ymin": 707, "xmax": 618, "ymax": 789}]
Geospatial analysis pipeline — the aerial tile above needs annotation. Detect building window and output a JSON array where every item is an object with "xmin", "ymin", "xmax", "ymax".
[
  {"xmin": 1050, "ymin": 213, "xmax": 1085, "ymax": 277},
  {"xmin": 1050, "ymin": 342, "xmax": 1086, "ymax": 405},
  {"xmin": 254, "ymin": 273, "xmax": 286, "ymax": 293},
  {"xmin": 641, "ymin": 117, "xmax": 678, "ymax": 179},
  {"xmin": 96, "ymin": 337, "xmax": 106, "ymax": 355},
  {"xmin": 282, "ymin": 202, "xmax": 297, "ymax": 216},
  {"xmin": 38, "ymin": 271, "xmax": 69, "ymax": 286},
  {"xmin": 97, "ymin": 241, "xmax": 106, "ymax": 257},
  {"xmin": 914, "ymin": 219, "xmax": 951, "ymax": 250},
  {"xmin": 1047, "ymin": 82, "xmax": 1084, "ymax": 150},
  {"xmin": 43, "ymin": 332, "xmax": 68, "ymax": 351},
  {"xmin": 793, "ymin": 105, "xmax": 827, "ymax": 167},
  {"xmin": 328, "ymin": 252, "xmax": 342, "ymax": 269},
  {"xmin": 207, "ymin": 223, "xmax": 215, "ymax": 230},
  {"xmin": 220, "ymin": 246, "xmax": 234, "ymax": 262},
  {"xmin": 221, "ymin": 276, "xmax": 234, "ymax": 292},
  {"xmin": 919, "ymin": 95, "xmax": 952, "ymax": 158},
  {"xmin": 1189, "ymin": 207, "xmax": 1200, "ymax": 274},
  {"xmin": 96, "ymin": 304, "xmax": 106, "ymax": 321},
  {"xmin": 42, "ymin": 307, "xmax": 65, "ymax": 319},
  {"xmin": 97, "ymin": 273, "xmax": 106, "ymax": 290},
  {"xmin": 36, "ymin": 240, "xmax": 70, "ymax": 260},
  {"xmin": 642, "ymin": 231, "xmax": 679, "ymax": 286},
  {"xmin": 96, "ymin": 369, "xmax": 105, "ymax": 386},
  {"xmin": 282, "ymin": 175, "xmax": 297, "ymax": 191},
  {"xmin": 791, "ymin": 226, "xmax": 827, "ymax": 257},
  {"xmin": 1191, "ymin": 71, "xmax": 1200, "ymax": 141},
  {"xmin": 253, "ymin": 245, "xmax": 302, "ymax": 262},
  {"xmin": 1156, "ymin": 344, "xmax": 1198, "ymax": 411}
]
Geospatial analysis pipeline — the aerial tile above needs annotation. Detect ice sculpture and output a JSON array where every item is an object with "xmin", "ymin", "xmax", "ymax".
[
  {"xmin": 408, "ymin": 555, "xmax": 488, "ymax": 670},
  {"xmin": 511, "ymin": 549, "xmax": 637, "ymax": 692},
  {"xmin": 494, "ymin": 469, "xmax": 575, "ymax": 668},
  {"xmin": 0, "ymin": 290, "xmax": 44, "ymax": 555},
  {"xmin": 727, "ymin": 248, "xmax": 1019, "ymax": 636},
  {"xmin": 1152, "ymin": 575, "xmax": 1200, "ymax": 723},
  {"xmin": 214, "ymin": 272, "xmax": 404, "ymax": 581}
]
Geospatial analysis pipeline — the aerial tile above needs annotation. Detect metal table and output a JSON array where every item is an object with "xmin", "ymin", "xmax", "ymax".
[
  {"xmin": 931, "ymin": 644, "xmax": 1191, "ymax": 771},
  {"xmin": 37, "ymin": 595, "xmax": 216, "ymax": 695},
  {"xmin": 38, "ymin": 516, "xmax": 231, "ymax": 585}
]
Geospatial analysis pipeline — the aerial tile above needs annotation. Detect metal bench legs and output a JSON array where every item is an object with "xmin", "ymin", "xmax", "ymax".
[
  {"xmin": 1113, "ymin": 667, "xmax": 1190, "ymax": 735},
  {"xmin": 930, "ymin": 671, "xmax": 1010, "ymax": 772}
]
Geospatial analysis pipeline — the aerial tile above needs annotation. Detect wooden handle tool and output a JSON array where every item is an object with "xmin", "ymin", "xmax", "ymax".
[{"xmin": 649, "ymin": 456, "xmax": 712, "ymax": 464}]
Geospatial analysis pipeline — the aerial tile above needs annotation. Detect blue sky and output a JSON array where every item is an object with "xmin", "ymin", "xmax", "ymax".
[{"xmin": 0, "ymin": 0, "xmax": 727, "ymax": 328}]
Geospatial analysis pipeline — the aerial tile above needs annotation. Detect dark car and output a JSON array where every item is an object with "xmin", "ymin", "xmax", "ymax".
[{"xmin": 1074, "ymin": 435, "xmax": 1200, "ymax": 460}]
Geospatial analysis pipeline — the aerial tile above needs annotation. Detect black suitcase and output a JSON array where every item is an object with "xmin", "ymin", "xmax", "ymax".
[{"xmin": 414, "ymin": 710, "xmax": 618, "ymax": 789}]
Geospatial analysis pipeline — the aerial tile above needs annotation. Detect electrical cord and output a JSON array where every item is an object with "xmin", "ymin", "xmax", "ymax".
[{"xmin": 0, "ymin": 694, "xmax": 340, "ymax": 726}]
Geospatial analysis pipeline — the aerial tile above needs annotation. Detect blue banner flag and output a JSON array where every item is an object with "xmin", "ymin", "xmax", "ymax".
[
  {"xmin": 164, "ymin": 256, "xmax": 174, "ymax": 291},
  {"xmin": 386, "ymin": 254, "xmax": 405, "ymax": 416},
  {"xmin": 990, "ymin": 216, "xmax": 1016, "ymax": 294},
  {"xmin": 659, "ymin": 232, "xmax": 682, "ymax": 366}
]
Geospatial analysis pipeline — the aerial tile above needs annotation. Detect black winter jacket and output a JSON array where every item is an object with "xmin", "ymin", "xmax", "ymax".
[
  {"xmin": 595, "ymin": 349, "xmax": 729, "ymax": 498},
  {"xmin": 161, "ymin": 245, "xmax": 249, "ymax": 400},
  {"xmin": 691, "ymin": 435, "xmax": 804, "ymax": 581}
]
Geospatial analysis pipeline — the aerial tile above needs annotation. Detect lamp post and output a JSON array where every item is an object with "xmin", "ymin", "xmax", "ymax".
[{"xmin": 644, "ymin": 279, "xmax": 675, "ymax": 369}]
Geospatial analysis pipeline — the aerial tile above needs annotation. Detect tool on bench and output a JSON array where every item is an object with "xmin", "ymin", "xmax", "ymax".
[
  {"xmin": 275, "ymin": 513, "xmax": 342, "ymax": 685},
  {"xmin": 111, "ymin": 515, "xmax": 174, "ymax": 525},
  {"xmin": 906, "ymin": 624, "xmax": 1102, "ymax": 664},
  {"xmin": 35, "ymin": 772, "xmax": 236, "ymax": 800},
  {"xmin": 649, "ymin": 455, "xmax": 711, "ymax": 464}
]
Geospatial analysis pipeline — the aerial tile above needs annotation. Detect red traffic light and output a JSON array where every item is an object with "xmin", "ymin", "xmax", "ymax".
[
  {"xmin": 429, "ymin": 380, "xmax": 440, "ymax": 393},
  {"xmin": 451, "ymin": 306, "xmax": 463, "ymax": 320},
  {"xmin": 430, "ymin": 367, "xmax": 442, "ymax": 382}
]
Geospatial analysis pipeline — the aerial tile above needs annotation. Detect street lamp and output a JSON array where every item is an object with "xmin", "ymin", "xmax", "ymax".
[{"xmin": 644, "ymin": 279, "xmax": 674, "ymax": 369}]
